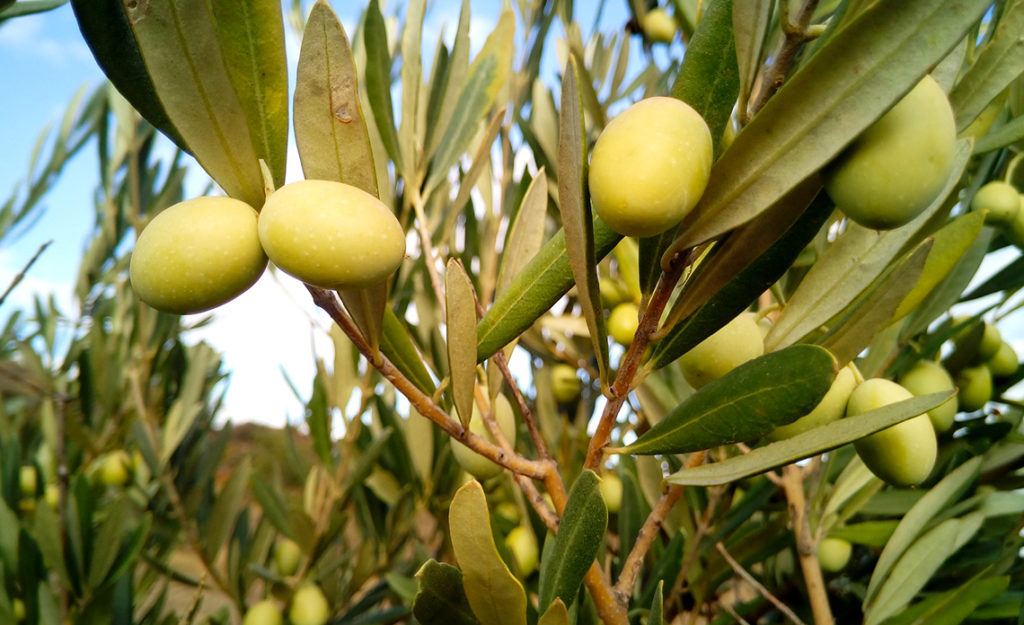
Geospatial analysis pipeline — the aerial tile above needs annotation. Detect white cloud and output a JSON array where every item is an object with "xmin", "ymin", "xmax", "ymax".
[{"xmin": 0, "ymin": 12, "xmax": 93, "ymax": 67}]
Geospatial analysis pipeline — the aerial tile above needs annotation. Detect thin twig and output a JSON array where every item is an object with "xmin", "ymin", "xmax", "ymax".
[
  {"xmin": 409, "ymin": 189, "xmax": 448, "ymax": 317},
  {"xmin": 613, "ymin": 482, "xmax": 687, "ymax": 600},
  {"xmin": 0, "ymin": 240, "xmax": 51, "ymax": 308},
  {"xmin": 782, "ymin": 464, "xmax": 834, "ymax": 625},
  {"xmin": 715, "ymin": 541, "xmax": 808, "ymax": 625},
  {"xmin": 747, "ymin": 0, "xmax": 821, "ymax": 117}
]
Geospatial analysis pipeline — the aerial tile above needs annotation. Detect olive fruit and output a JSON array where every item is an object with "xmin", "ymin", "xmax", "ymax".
[
  {"xmin": 817, "ymin": 537, "xmax": 852, "ymax": 573},
  {"xmin": 504, "ymin": 525, "xmax": 539, "ymax": 576},
  {"xmin": 12, "ymin": 598, "xmax": 24, "ymax": 622},
  {"xmin": 678, "ymin": 313, "xmax": 764, "ymax": 389},
  {"xmin": 987, "ymin": 341, "xmax": 1018, "ymax": 378},
  {"xmin": 978, "ymin": 323, "xmax": 1003, "ymax": 361},
  {"xmin": 289, "ymin": 584, "xmax": 330, "ymax": 625},
  {"xmin": 971, "ymin": 181, "xmax": 1020, "ymax": 226},
  {"xmin": 274, "ymin": 538, "xmax": 302, "ymax": 577},
  {"xmin": 847, "ymin": 378, "xmax": 937, "ymax": 487},
  {"xmin": 956, "ymin": 364, "xmax": 993, "ymax": 412},
  {"xmin": 130, "ymin": 196, "xmax": 267, "ymax": 314},
  {"xmin": 824, "ymin": 76, "xmax": 956, "ymax": 230},
  {"xmin": 588, "ymin": 97, "xmax": 712, "ymax": 237},
  {"xmin": 608, "ymin": 302, "xmax": 640, "ymax": 346},
  {"xmin": 19, "ymin": 466, "xmax": 37, "ymax": 497},
  {"xmin": 599, "ymin": 473, "xmax": 623, "ymax": 514},
  {"xmin": 898, "ymin": 360, "xmax": 957, "ymax": 433},
  {"xmin": 44, "ymin": 484, "xmax": 59, "ymax": 510},
  {"xmin": 99, "ymin": 450, "xmax": 132, "ymax": 488},
  {"xmin": 242, "ymin": 599, "xmax": 283, "ymax": 625},
  {"xmin": 642, "ymin": 8, "xmax": 676, "ymax": 43},
  {"xmin": 768, "ymin": 364, "xmax": 858, "ymax": 441},
  {"xmin": 1006, "ymin": 199, "xmax": 1024, "ymax": 248},
  {"xmin": 450, "ymin": 394, "xmax": 517, "ymax": 480},
  {"xmin": 550, "ymin": 364, "xmax": 582, "ymax": 403},
  {"xmin": 258, "ymin": 180, "xmax": 405, "ymax": 289}
]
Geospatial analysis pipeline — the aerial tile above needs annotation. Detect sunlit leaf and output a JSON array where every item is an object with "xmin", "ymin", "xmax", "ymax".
[
  {"xmin": 877, "ymin": 574, "xmax": 1009, "ymax": 625},
  {"xmin": 382, "ymin": 309, "xmax": 437, "ymax": 395},
  {"xmin": 497, "ymin": 169, "xmax": 548, "ymax": 296},
  {"xmin": 446, "ymin": 259, "xmax": 478, "ymax": 429},
  {"xmin": 538, "ymin": 600, "xmax": 569, "ymax": 625}
]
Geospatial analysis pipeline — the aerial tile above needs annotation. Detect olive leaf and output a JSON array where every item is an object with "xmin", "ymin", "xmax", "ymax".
[
  {"xmin": 875, "ymin": 574, "xmax": 1009, "ymax": 625},
  {"xmin": 412, "ymin": 560, "xmax": 480, "ymax": 625},
  {"xmin": 363, "ymin": 0, "xmax": 404, "ymax": 172},
  {"xmin": 446, "ymin": 259, "xmax": 478, "ymax": 429}
]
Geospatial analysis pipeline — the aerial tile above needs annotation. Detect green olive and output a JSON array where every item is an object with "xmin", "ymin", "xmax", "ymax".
[
  {"xmin": 897, "ymin": 360, "xmax": 957, "ymax": 433},
  {"xmin": 955, "ymin": 364, "xmax": 993, "ymax": 412},
  {"xmin": 817, "ymin": 537, "xmax": 852, "ymax": 573},
  {"xmin": 971, "ymin": 181, "xmax": 1020, "ymax": 226},
  {"xmin": 12, "ymin": 598, "xmax": 24, "ymax": 622},
  {"xmin": 130, "ymin": 196, "xmax": 267, "ymax": 314},
  {"xmin": 824, "ymin": 76, "xmax": 956, "ymax": 230},
  {"xmin": 599, "ymin": 472, "xmax": 623, "ymax": 514},
  {"xmin": 19, "ymin": 466, "xmax": 37, "ymax": 497},
  {"xmin": 768, "ymin": 364, "xmax": 858, "ymax": 440},
  {"xmin": 99, "ymin": 450, "xmax": 132, "ymax": 488},
  {"xmin": 987, "ymin": 341, "xmax": 1018, "ymax": 378},
  {"xmin": 242, "ymin": 599, "xmax": 283, "ymax": 625},
  {"xmin": 274, "ymin": 538, "xmax": 302, "ymax": 577},
  {"xmin": 451, "ymin": 394, "xmax": 517, "ymax": 480},
  {"xmin": 550, "ymin": 364, "xmax": 582, "ymax": 403},
  {"xmin": 589, "ymin": 97, "xmax": 712, "ymax": 237},
  {"xmin": 44, "ymin": 484, "xmax": 59, "ymax": 510},
  {"xmin": 678, "ymin": 313, "xmax": 764, "ymax": 389},
  {"xmin": 608, "ymin": 302, "xmax": 640, "ymax": 346},
  {"xmin": 848, "ymin": 378, "xmax": 937, "ymax": 487},
  {"xmin": 504, "ymin": 525, "xmax": 539, "ymax": 577},
  {"xmin": 642, "ymin": 8, "xmax": 676, "ymax": 43},
  {"xmin": 1006, "ymin": 198, "xmax": 1024, "ymax": 248},
  {"xmin": 259, "ymin": 180, "xmax": 405, "ymax": 289},
  {"xmin": 289, "ymin": 584, "xmax": 330, "ymax": 625}
]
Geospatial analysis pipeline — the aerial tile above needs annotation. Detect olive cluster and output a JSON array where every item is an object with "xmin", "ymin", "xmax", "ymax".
[{"xmin": 130, "ymin": 180, "xmax": 406, "ymax": 315}]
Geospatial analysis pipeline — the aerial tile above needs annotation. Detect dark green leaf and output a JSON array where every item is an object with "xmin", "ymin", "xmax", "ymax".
[
  {"xmin": 877, "ymin": 575, "xmax": 1009, "ymax": 625},
  {"xmin": 339, "ymin": 283, "xmax": 388, "ymax": 359},
  {"xmin": 382, "ymin": 309, "xmax": 437, "ymax": 394},
  {"xmin": 649, "ymin": 580, "xmax": 665, "ymax": 625},
  {"xmin": 364, "ymin": 0, "xmax": 404, "ymax": 171},
  {"xmin": 86, "ymin": 498, "xmax": 127, "ymax": 590},
  {"xmin": 537, "ymin": 471, "xmax": 607, "ymax": 611},
  {"xmin": 617, "ymin": 345, "xmax": 837, "ymax": 455},
  {"xmin": 203, "ymin": 457, "xmax": 252, "ymax": 563},
  {"xmin": 667, "ymin": 392, "xmax": 953, "ymax": 486},
  {"xmin": 294, "ymin": 0, "xmax": 378, "ymax": 195},
  {"xmin": 476, "ymin": 220, "xmax": 622, "ymax": 362},
  {"xmin": 251, "ymin": 475, "xmax": 292, "ymax": 537},
  {"xmin": 559, "ymin": 56, "xmax": 609, "ymax": 382},
  {"xmin": 961, "ymin": 250, "xmax": 1024, "ymax": 301},
  {"xmin": 412, "ymin": 560, "xmax": 480, "ymax": 625}
]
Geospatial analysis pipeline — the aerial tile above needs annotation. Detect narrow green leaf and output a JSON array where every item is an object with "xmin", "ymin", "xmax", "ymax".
[
  {"xmin": 0, "ymin": 0, "xmax": 66, "ymax": 19},
  {"xmin": 650, "ymin": 180, "xmax": 827, "ymax": 369},
  {"xmin": 382, "ymin": 308, "xmax": 437, "ymax": 394},
  {"xmin": 338, "ymin": 427, "xmax": 394, "ymax": 504},
  {"xmin": 339, "ymin": 283, "xmax": 387, "ymax": 358},
  {"xmin": 961, "ymin": 250, "xmax": 1024, "ymax": 301},
  {"xmin": 537, "ymin": 471, "xmax": 607, "ymax": 612},
  {"xmin": 251, "ymin": 475, "xmax": 292, "ymax": 537},
  {"xmin": 497, "ymin": 168, "xmax": 548, "ymax": 296},
  {"xmin": 204, "ymin": 457, "xmax": 252, "ymax": 562},
  {"xmin": 732, "ymin": 0, "xmax": 771, "ymax": 120},
  {"xmin": 476, "ymin": 220, "xmax": 622, "ymax": 362},
  {"xmin": 446, "ymin": 259, "xmax": 478, "ymax": 429},
  {"xmin": 399, "ymin": 0, "xmax": 425, "ymax": 180},
  {"xmin": 424, "ymin": 0, "xmax": 471, "ymax": 161},
  {"xmin": 865, "ymin": 456, "xmax": 983, "ymax": 604},
  {"xmin": 30, "ymin": 504, "xmax": 70, "ymax": 587},
  {"xmin": 424, "ymin": 9, "xmax": 514, "ymax": 194},
  {"xmin": 208, "ymin": 0, "xmax": 288, "ymax": 187},
  {"xmin": 949, "ymin": 0, "xmax": 1024, "ymax": 131},
  {"xmin": 820, "ymin": 240, "xmax": 930, "ymax": 366},
  {"xmin": 413, "ymin": 560, "xmax": 481, "ymax": 625},
  {"xmin": 127, "ymin": 0, "xmax": 264, "ymax": 206},
  {"xmin": 450, "ymin": 481, "xmax": 527, "ymax": 625},
  {"xmin": 877, "ymin": 574, "xmax": 1009, "ymax": 625},
  {"xmin": 980, "ymin": 491, "xmax": 1024, "ymax": 517},
  {"xmin": 86, "ymin": 499, "xmax": 127, "ymax": 590},
  {"xmin": 294, "ymin": 0, "xmax": 378, "ymax": 195},
  {"xmin": 649, "ymin": 580, "xmax": 665, "ymax": 625},
  {"xmin": 559, "ymin": 56, "xmax": 608, "ymax": 382},
  {"xmin": 538, "ymin": 600, "xmax": 570, "ymax": 625},
  {"xmin": 973, "ymin": 113, "xmax": 1024, "ymax": 154},
  {"xmin": 364, "ymin": 0, "xmax": 404, "ymax": 172},
  {"xmin": 828, "ymin": 521, "xmax": 899, "ymax": 547},
  {"xmin": 766, "ymin": 140, "xmax": 971, "ymax": 351},
  {"xmin": 667, "ymin": 392, "xmax": 953, "ymax": 486},
  {"xmin": 640, "ymin": 0, "xmax": 741, "ymax": 293},
  {"xmin": 616, "ymin": 345, "xmax": 837, "ymax": 455},
  {"xmin": 668, "ymin": 0, "xmax": 988, "ymax": 253},
  {"xmin": 70, "ymin": 0, "xmax": 188, "ymax": 151}
]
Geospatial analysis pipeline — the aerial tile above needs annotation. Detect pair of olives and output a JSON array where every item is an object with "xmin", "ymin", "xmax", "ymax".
[{"xmin": 129, "ymin": 180, "xmax": 406, "ymax": 314}]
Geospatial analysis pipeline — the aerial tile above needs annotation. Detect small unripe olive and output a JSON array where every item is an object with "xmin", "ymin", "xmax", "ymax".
[
  {"xmin": 608, "ymin": 302, "xmax": 640, "ymax": 346},
  {"xmin": 19, "ymin": 466, "xmax": 37, "ymax": 497},
  {"xmin": 599, "ymin": 473, "xmax": 623, "ymax": 514},
  {"xmin": 971, "ymin": 181, "xmax": 1020, "ymax": 226},
  {"xmin": 274, "ymin": 538, "xmax": 302, "ymax": 577},
  {"xmin": 451, "ymin": 394, "xmax": 517, "ymax": 480},
  {"xmin": 589, "ymin": 97, "xmax": 712, "ymax": 237},
  {"xmin": 898, "ymin": 360, "xmax": 957, "ymax": 433},
  {"xmin": 848, "ymin": 379, "xmax": 937, "ymax": 487},
  {"xmin": 642, "ymin": 8, "xmax": 676, "ymax": 43},
  {"xmin": 768, "ymin": 364, "xmax": 858, "ymax": 441},
  {"xmin": 99, "ymin": 450, "xmax": 132, "ymax": 488},
  {"xmin": 978, "ymin": 323, "xmax": 1003, "ymax": 361},
  {"xmin": 678, "ymin": 313, "xmax": 764, "ymax": 389},
  {"xmin": 956, "ymin": 364, "xmax": 993, "ymax": 412},
  {"xmin": 12, "ymin": 598, "xmax": 24, "ymax": 622},
  {"xmin": 494, "ymin": 501, "xmax": 520, "ymax": 525},
  {"xmin": 259, "ymin": 180, "xmax": 405, "ymax": 289},
  {"xmin": 550, "ymin": 364, "xmax": 582, "ymax": 403},
  {"xmin": 817, "ymin": 537, "xmax": 852, "ymax": 573},
  {"xmin": 130, "ymin": 196, "xmax": 267, "ymax": 314},
  {"xmin": 1006, "ymin": 199, "xmax": 1024, "ymax": 248},
  {"xmin": 824, "ymin": 76, "xmax": 956, "ymax": 230},
  {"xmin": 504, "ymin": 525, "xmax": 539, "ymax": 577},
  {"xmin": 44, "ymin": 484, "xmax": 59, "ymax": 510},
  {"xmin": 242, "ymin": 599, "xmax": 283, "ymax": 625},
  {"xmin": 289, "ymin": 584, "xmax": 330, "ymax": 625},
  {"xmin": 987, "ymin": 341, "xmax": 1018, "ymax": 378}
]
